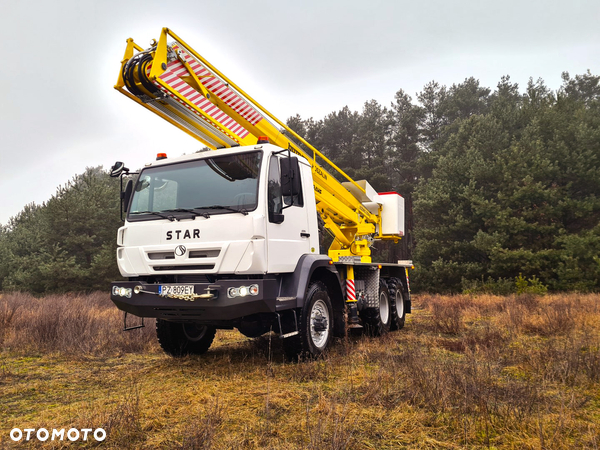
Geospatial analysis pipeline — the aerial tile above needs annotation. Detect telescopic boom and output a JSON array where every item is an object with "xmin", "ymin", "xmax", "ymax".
[{"xmin": 115, "ymin": 28, "xmax": 403, "ymax": 262}]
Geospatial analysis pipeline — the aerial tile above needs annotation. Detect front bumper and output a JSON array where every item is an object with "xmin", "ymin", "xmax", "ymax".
[{"xmin": 110, "ymin": 279, "xmax": 278, "ymax": 323}]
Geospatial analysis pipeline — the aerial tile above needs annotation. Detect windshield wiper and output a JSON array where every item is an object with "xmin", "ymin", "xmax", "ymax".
[
  {"xmin": 162, "ymin": 208, "xmax": 210, "ymax": 219},
  {"xmin": 130, "ymin": 211, "xmax": 178, "ymax": 221},
  {"xmin": 193, "ymin": 205, "xmax": 248, "ymax": 216}
]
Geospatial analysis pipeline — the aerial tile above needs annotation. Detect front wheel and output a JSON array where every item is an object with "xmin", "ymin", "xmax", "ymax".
[
  {"xmin": 283, "ymin": 281, "xmax": 333, "ymax": 360},
  {"xmin": 156, "ymin": 320, "xmax": 216, "ymax": 357}
]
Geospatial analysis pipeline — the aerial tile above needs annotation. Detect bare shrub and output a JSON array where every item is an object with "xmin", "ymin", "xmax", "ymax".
[
  {"xmin": 1, "ymin": 291, "xmax": 157, "ymax": 355},
  {"xmin": 582, "ymin": 342, "xmax": 600, "ymax": 383},
  {"xmin": 0, "ymin": 293, "xmax": 24, "ymax": 344},
  {"xmin": 497, "ymin": 294, "xmax": 545, "ymax": 333},
  {"xmin": 429, "ymin": 298, "xmax": 464, "ymax": 335},
  {"xmin": 490, "ymin": 380, "xmax": 542, "ymax": 426},
  {"xmin": 360, "ymin": 366, "xmax": 402, "ymax": 408},
  {"xmin": 436, "ymin": 337, "xmax": 466, "ymax": 353},
  {"xmin": 392, "ymin": 343, "xmax": 451, "ymax": 412},
  {"xmin": 462, "ymin": 321, "xmax": 508, "ymax": 359},
  {"xmin": 524, "ymin": 335, "xmax": 600, "ymax": 385},
  {"xmin": 515, "ymin": 293, "xmax": 540, "ymax": 309},
  {"xmin": 181, "ymin": 399, "xmax": 225, "ymax": 450},
  {"xmin": 499, "ymin": 299, "xmax": 527, "ymax": 332},
  {"xmin": 469, "ymin": 294, "xmax": 506, "ymax": 316},
  {"xmin": 292, "ymin": 359, "xmax": 331, "ymax": 383},
  {"xmin": 100, "ymin": 384, "xmax": 144, "ymax": 446},
  {"xmin": 305, "ymin": 395, "xmax": 353, "ymax": 450},
  {"xmin": 384, "ymin": 339, "xmax": 553, "ymax": 446},
  {"xmin": 541, "ymin": 298, "xmax": 576, "ymax": 335},
  {"xmin": 523, "ymin": 297, "xmax": 576, "ymax": 336}
]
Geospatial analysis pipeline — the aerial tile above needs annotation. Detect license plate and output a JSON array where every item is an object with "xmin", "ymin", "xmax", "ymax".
[{"xmin": 159, "ymin": 284, "xmax": 194, "ymax": 297}]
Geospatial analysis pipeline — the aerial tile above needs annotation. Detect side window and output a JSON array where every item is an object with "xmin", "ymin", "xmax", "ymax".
[{"xmin": 267, "ymin": 155, "xmax": 283, "ymax": 222}]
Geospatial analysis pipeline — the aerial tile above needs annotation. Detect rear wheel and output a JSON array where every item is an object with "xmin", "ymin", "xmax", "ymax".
[
  {"xmin": 362, "ymin": 279, "xmax": 392, "ymax": 336},
  {"xmin": 283, "ymin": 280, "xmax": 333, "ymax": 360},
  {"xmin": 388, "ymin": 277, "xmax": 406, "ymax": 331},
  {"xmin": 156, "ymin": 320, "xmax": 216, "ymax": 357}
]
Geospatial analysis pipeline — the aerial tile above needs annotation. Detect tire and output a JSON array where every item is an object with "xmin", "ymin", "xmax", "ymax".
[
  {"xmin": 283, "ymin": 280, "xmax": 333, "ymax": 360},
  {"xmin": 156, "ymin": 319, "xmax": 216, "ymax": 357},
  {"xmin": 361, "ymin": 279, "xmax": 392, "ymax": 336},
  {"xmin": 388, "ymin": 277, "xmax": 406, "ymax": 331}
]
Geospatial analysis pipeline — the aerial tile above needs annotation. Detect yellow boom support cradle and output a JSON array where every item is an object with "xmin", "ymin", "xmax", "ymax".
[{"xmin": 115, "ymin": 28, "xmax": 400, "ymax": 262}]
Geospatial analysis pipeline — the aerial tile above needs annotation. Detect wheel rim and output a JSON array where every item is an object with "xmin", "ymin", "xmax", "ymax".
[
  {"xmin": 183, "ymin": 323, "xmax": 208, "ymax": 342},
  {"xmin": 310, "ymin": 299, "xmax": 330, "ymax": 349},
  {"xmin": 396, "ymin": 290, "xmax": 404, "ymax": 318},
  {"xmin": 379, "ymin": 290, "xmax": 390, "ymax": 324}
]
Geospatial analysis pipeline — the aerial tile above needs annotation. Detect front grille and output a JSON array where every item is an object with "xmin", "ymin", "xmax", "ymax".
[
  {"xmin": 189, "ymin": 250, "xmax": 220, "ymax": 258},
  {"xmin": 176, "ymin": 274, "xmax": 212, "ymax": 283},
  {"xmin": 152, "ymin": 265, "xmax": 215, "ymax": 271},
  {"xmin": 148, "ymin": 252, "xmax": 175, "ymax": 260},
  {"xmin": 147, "ymin": 249, "xmax": 220, "ymax": 260}
]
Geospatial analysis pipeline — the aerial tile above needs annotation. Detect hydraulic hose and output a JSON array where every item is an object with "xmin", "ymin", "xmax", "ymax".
[
  {"xmin": 122, "ymin": 51, "xmax": 159, "ymax": 97},
  {"xmin": 137, "ymin": 53, "xmax": 159, "ymax": 95}
]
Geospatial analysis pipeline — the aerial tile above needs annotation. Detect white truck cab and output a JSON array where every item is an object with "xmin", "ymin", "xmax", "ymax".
[{"xmin": 116, "ymin": 144, "xmax": 319, "ymax": 278}]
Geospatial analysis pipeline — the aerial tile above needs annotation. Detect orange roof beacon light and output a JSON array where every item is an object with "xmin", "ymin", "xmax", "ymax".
[
  {"xmin": 257, "ymin": 136, "xmax": 269, "ymax": 144},
  {"xmin": 156, "ymin": 153, "xmax": 168, "ymax": 160}
]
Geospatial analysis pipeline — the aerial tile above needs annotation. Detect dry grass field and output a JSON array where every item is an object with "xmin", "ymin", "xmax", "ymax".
[{"xmin": 1, "ymin": 291, "xmax": 599, "ymax": 449}]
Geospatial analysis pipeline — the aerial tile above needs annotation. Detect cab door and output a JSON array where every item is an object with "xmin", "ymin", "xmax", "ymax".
[{"xmin": 266, "ymin": 154, "xmax": 310, "ymax": 272}]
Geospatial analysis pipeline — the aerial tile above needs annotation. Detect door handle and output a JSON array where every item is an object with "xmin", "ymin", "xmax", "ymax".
[{"xmin": 300, "ymin": 232, "xmax": 310, "ymax": 238}]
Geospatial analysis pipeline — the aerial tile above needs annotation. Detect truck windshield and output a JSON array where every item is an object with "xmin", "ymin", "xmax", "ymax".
[{"xmin": 128, "ymin": 151, "xmax": 262, "ymax": 220}]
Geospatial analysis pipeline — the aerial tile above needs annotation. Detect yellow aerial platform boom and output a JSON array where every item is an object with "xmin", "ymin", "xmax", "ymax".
[{"xmin": 115, "ymin": 28, "xmax": 403, "ymax": 262}]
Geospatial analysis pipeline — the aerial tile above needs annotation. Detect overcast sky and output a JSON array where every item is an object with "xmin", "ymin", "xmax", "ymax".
[{"xmin": 1, "ymin": 0, "xmax": 599, "ymax": 225}]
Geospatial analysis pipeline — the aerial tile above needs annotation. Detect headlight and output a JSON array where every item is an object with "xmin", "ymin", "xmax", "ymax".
[
  {"xmin": 112, "ymin": 286, "xmax": 132, "ymax": 298},
  {"xmin": 227, "ymin": 284, "xmax": 259, "ymax": 298}
]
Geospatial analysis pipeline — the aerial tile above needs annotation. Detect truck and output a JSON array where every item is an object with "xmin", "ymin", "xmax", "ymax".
[{"xmin": 109, "ymin": 27, "xmax": 413, "ymax": 359}]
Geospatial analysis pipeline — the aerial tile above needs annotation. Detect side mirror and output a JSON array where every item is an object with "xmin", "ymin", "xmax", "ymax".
[
  {"xmin": 110, "ymin": 161, "xmax": 129, "ymax": 178},
  {"xmin": 281, "ymin": 157, "xmax": 301, "ymax": 197},
  {"xmin": 122, "ymin": 180, "xmax": 133, "ymax": 213}
]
